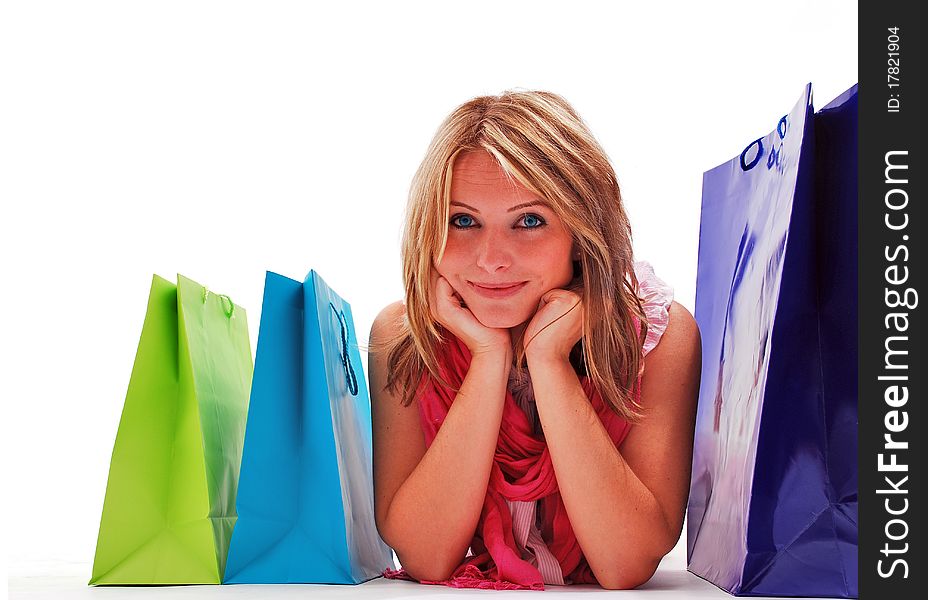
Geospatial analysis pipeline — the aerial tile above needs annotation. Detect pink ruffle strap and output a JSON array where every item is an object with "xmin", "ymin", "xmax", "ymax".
[{"xmin": 632, "ymin": 260, "xmax": 675, "ymax": 357}]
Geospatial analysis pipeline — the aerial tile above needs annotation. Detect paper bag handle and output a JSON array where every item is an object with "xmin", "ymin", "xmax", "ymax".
[
  {"xmin": 202, "ymin": 287, "xmax": 235, "ymax": 319},
  {"xmin": 329, "ymin": 302, "xmax": 359, "ymax": 396}
]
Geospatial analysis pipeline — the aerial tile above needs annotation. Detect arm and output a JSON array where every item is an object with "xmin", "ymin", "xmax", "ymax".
[
  {"xmin": 370, "ymin": 301, "xmax": 512, "ymax": 582},
  {"xmin": 527, "ymin": 301, "xmax": 701, "ymax": 589}
]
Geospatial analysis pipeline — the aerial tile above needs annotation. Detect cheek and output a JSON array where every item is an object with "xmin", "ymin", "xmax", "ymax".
[
  {"xmin": 532, "ymin": 241, "xmax": 575, "ymax": 281},
  {"xmin": 433, "ymin": 248, "xmax": 470, "ymax": 292},
  {"xmin": 435, "ymin": 246, "xmax": 463, "ymax": 272}
]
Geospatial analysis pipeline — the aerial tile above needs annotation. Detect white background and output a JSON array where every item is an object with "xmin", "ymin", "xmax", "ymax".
[{"xmin": 2, "ymin": 0, "xmax": 856, "ymax": 581}]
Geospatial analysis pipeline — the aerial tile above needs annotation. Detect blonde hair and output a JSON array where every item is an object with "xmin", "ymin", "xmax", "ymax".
[{"xmin": 373, "ymin": 90, "xmax": 649, "ymax": 421}]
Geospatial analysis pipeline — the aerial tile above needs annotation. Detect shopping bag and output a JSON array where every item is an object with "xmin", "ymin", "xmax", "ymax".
[
  {"xmin": 90, "ymin": 274, "xmax": 253, "ymax": 585},
  {"xmin": 223, "ymin": 270, "xmax": 393, "ymax": 584},
  {"xmin": 687, "ymin": 83, "xmax": 858, "ymax": 597}
]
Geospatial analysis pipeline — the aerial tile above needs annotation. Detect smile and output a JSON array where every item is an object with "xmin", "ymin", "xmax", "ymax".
[{"xmin": 468, "ymin": 281, "xmax": 528, "ymax": 299}]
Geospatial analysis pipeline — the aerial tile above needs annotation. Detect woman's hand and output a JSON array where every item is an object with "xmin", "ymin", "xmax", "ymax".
[
  {"xmin": 429, "ymin": 270, "xmax": 512, "ymax": 358},
  {"xmin": 523, "ymin": 288, "xmax": 583, "ymax": 363}
]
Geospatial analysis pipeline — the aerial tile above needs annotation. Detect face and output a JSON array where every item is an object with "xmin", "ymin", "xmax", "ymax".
[{"xmin": 434, "ymin": 150, "xmax": 576, "ymax": 329}]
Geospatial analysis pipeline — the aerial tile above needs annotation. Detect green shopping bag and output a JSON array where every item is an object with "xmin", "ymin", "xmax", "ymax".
[{"xmin": 89, "ymin": 274, "xmax": 253, "ymax": 585}]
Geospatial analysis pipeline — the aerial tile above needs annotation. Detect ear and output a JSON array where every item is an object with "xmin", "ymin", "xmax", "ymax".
[{"xmin": 570, "ymin": 244, "xmax": 583, "ymax": 283}]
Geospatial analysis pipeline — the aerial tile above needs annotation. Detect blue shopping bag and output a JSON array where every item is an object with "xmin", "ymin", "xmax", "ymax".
[
  {"xmin": 223, "ymin": 270, "xmax": 393, "ymax": 584},
  {"xmin": 687, "ymin": 83, "xmax": 858, "ymax": 597}
]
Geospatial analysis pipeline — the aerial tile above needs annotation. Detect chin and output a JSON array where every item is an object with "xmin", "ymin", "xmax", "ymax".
[{"xmin": 469, "ymin": 302, "xmax": 535, "ymax": 329}]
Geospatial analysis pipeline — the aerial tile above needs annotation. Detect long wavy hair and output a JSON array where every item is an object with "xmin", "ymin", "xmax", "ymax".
[{"xmin": 372, "ymin": 90, "xmax": 649, "ymax": 421}]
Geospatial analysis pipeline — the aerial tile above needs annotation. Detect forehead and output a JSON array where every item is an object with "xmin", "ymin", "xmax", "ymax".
[{"xmin": 450, "ymin": 150, "xmax": 540, "ymax": 207}]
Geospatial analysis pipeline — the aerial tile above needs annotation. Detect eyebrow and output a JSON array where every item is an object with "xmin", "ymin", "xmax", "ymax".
[{"xmin": 450, "ymin": 200, "xmax": 551, "ymax": 213}]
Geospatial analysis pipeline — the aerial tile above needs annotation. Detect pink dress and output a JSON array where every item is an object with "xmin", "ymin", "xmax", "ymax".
[{"xmin": 504, "ymin": 260, "xmax": 674, "ymax": 585}]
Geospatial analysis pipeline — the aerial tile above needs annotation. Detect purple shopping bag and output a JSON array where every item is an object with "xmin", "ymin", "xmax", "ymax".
[{"xmin": 687, "ymin": 83, "xmax": 858, "ymax": 597}]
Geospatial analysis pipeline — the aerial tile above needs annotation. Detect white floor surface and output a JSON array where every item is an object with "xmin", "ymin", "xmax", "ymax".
[{"xmin": 8, "ymin": 537, "xmax": 797, "ymax": 599}]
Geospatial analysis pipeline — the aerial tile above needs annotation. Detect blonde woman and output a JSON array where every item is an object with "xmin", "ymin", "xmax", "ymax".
[{"xmin": 369, "ymin": 90, "xmax": 701, "ymax": 590}]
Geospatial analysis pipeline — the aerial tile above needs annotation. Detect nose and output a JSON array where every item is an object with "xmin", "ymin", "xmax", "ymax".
[{"xmin": 475, "ymin": 230, "xmax": 512, "ymax": 273}]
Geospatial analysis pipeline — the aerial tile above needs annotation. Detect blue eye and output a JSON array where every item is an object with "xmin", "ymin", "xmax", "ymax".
[
  {"xmin": 451, "ymin": 214, "xmax": 476, "ymax": 229},
  {"xmin": 519, "ymin": 213, "xmax": 545, "ymax": 229}
]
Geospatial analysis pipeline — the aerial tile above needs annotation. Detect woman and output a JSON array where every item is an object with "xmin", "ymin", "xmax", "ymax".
[{"xmin": 368, "ymin": 90, "xmax": 701, "ymax": 590}]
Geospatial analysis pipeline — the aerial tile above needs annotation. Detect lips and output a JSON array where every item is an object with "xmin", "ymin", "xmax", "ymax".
[
  {"xmin": 471, "ymin": 281, "xmax": 525, "ymax": 289},
  {"xmin": 468, "ymin": 280, "xmax": 528, "ymax": 299}
]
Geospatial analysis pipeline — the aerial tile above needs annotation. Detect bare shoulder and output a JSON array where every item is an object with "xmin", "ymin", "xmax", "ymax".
[
  {"xmin": 648, "ymin": 301, "xmax": 701, "ymax": 373},
  {"xmin": 633, "ymin": 300, "xmax": 701, "ymax": 421},
  {"xmin": 368, "ymin": 299, "xmax": 410, "ymax": 405},
  {"xmin": 371, "ymin": 300, "xmax": 407, "ymax": 341}
]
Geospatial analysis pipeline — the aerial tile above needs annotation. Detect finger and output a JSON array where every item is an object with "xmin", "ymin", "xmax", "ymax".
[
  {"xmin": 433, "ymin": 275, "xmax": 463, "ymax": 324},
  {"xmin": 435, "ymin": 276, "xmax": 455, "ymax": 306},
  {"xmin": 448, "ymin": 285, "xmax": 466, "ymax": 308},
  {"xmin": 429, "ymin": 269, "xmax": 442, "ymax": 297},
  {"xmin": 439, "ymin": 277, "xmax": 468, "ymax": 307},
  {"xmin": 539, "ymin": 289, "xmax": 560, "ymax": 308},
  {"xmin": 428, "ymin": 271, "xmax": 445, "ymax": 322}
]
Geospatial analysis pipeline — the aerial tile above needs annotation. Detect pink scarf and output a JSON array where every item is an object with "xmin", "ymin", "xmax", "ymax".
[{"xmin": 383, "ymin": 333, "xmax": 639, "ymax": 590}]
